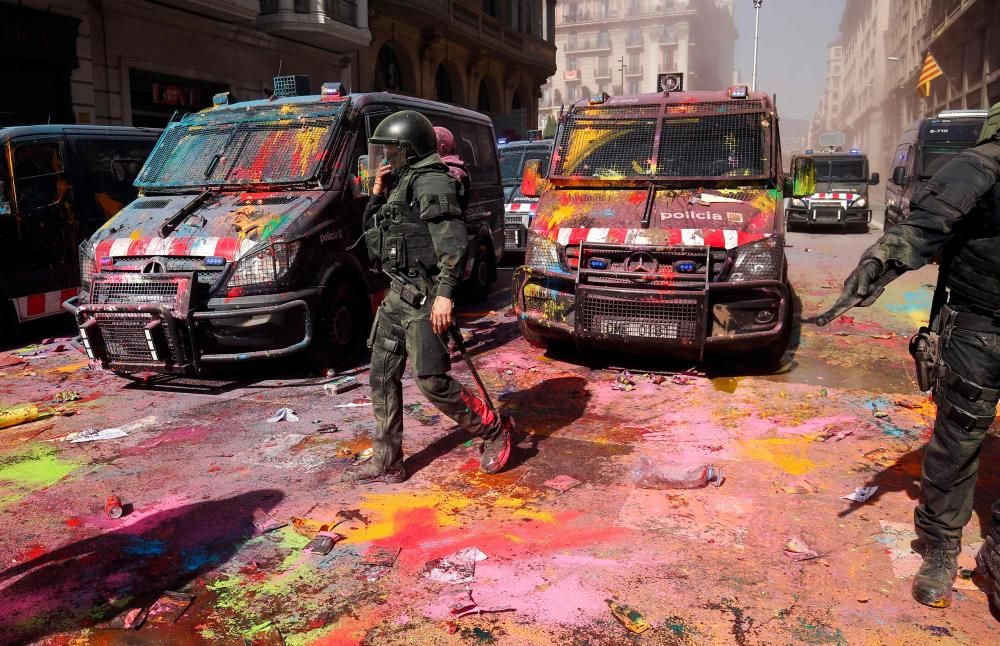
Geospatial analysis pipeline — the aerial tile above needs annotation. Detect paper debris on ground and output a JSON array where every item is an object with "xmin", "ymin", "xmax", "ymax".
[
  {"xmin": 267, "ymin": 407, "xmax": 299, "ymax": 423},
  {"xmin": 252, "ymin": 508, "xmax": 286, "ymax": 535},
  {"xmin": 323, "ymin": 376, "xmax": 359, "ymax": 395},
  {"xmin": 606, "ymin": 599, "xmax": 650, "ymax": 634},
  {"xmin": 145, "ymin": 591, "xmax": 195, "ymax": 624},
  {"xmin": 841, "ymin": 486, "xmax": 878, "ymax": 503},
  {"xmin": 783, "ymin": 536, "xmax": 821, "ymax": 561},
  {"xmin": 421, "ymin": 547, "xmax": 487, "ymax": 584},
  {"xmin": 291, "ymin": 516, "xmax": 339, "ymax": 539},
  {"xmin": 544, "ymin": 475, "xmax": 582, "ymax": 493},
  {"xmin": 612, "ymin": 371, "xmax": 635, "ymax": 392},
  {"xmin": 66, "ymin": 415, "xmax": 157, "ymax": 442}
]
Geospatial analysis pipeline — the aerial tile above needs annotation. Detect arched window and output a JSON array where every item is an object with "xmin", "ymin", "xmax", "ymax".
[
  {"xmin": 478, "ymin": 80, "xmax": 493, "ymax": 112},
  {"xmin": 435, "ymin": 65, "xmax": 453, "ymax": 103},
  {"xmin": 374, "ymin": 44, "xmax": 403, "ymax": 92}
]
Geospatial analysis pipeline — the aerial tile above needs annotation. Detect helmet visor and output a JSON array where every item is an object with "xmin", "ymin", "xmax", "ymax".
[{"xmin": 368, "ymin": 143, "xmax": 408, "ymax": 176}]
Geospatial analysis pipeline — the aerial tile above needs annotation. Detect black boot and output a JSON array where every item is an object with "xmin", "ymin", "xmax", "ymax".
[
  {"xmin": 341, "ymin": 461, "xmax": 406, "ymax": 485},
  {"xmin": 912, "ymin": 545, "xmax": 959, "ymax": 608}
]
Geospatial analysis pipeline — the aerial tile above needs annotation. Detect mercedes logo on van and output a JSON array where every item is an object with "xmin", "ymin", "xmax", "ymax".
[
  {"xmin": 624, "ymin": 252, "xmax": 658, "ymax": 274},
  {"xmin": 142, "ymin": 258, "xmax": 166, "ymax": 274}
]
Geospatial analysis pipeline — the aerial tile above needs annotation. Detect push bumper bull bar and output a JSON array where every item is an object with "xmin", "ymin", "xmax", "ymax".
[{"xmin": 63, "ymin": 295, "xmax": 313, "ymax": 371}]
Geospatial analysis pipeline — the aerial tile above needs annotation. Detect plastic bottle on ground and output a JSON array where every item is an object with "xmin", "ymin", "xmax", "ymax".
[{"xmin": 629, "ymin": 456, "xmax": 724, "ymax": 489}]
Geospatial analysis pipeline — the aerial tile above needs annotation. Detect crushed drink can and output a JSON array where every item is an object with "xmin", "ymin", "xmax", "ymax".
[{"xmin": 105, "ymin": 495, "xmax": 124, "ymax": 519}]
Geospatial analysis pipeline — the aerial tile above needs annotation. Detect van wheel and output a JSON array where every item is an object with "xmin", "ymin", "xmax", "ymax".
[
  {"xmin": 467, "ymin": 241, "xmax": 493, "ymax": 302},
  {"xmin": 0, "ymin": 301, "xmax": 19, "ymax": 349},
  {"xmin": 311, "ymin": 278, "xmax": 368, "ymax": 373}
]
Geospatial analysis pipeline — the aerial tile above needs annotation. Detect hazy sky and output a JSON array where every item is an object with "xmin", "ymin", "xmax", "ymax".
[{"xmin": 731, "ymin": 0, "xmax": 847, "ymax": 121}]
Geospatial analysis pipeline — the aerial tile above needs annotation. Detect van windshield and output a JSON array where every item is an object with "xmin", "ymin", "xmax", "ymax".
[
  {"xmin": 815, "ymin": 159, "xmax": 866, "ymax": 181},
  {"xmin": 135, "ymin": 101, "xmax": 344, "ymax": 189},
  {"xmin": 919, "ymin": 120, "xmax": 983, "ymax": 178},
  {"xmin": 499, "ymin": 146, "xmax": 551, "ymax": 185},
  {"xmin": 552, "ymin": 106, "xmax": 770, "ymax": 180}
]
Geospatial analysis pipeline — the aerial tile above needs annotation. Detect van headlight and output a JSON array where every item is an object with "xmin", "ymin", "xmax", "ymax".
[
  {"xmin": 790, "ymin": 198, "xmax": 807, "ymax": 208},
  {"xmin": 850, "ymin": 196, "xmax": 867, "ymax": 208},
  {"xmin": 524, "ymin": 231, "xmax": 564, "ymax": 271},
  {"xmin": 220, "ymin": 239, "xmax": 300, "ymax": 296},
  {"xmin": 729, "ymin": 236, "xmax": 784, "ymax": 282}
]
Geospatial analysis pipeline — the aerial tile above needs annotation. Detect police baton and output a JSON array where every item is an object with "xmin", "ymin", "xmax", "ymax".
[{"xmin": 446, "ymin": 324, "xmax": 497, "ymax": 414}]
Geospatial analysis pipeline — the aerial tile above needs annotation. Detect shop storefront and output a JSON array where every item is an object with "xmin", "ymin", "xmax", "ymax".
[
  {"xmin": 0, "ymin": 4, "xmax": 80, "ymax": 127},
  {"xmin": 128, "ymin": 69, "xmax": 229, "ymax": 128}
]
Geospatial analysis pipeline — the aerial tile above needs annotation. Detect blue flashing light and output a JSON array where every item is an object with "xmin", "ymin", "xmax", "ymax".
[
  {"xmin": 204, "ymin": 256, "xmax": 226, "ymax": 267},
  {"xmin": 804, "ymin": 149, "xmax": 814, "ymax": 154},
  {"xmin": 849, "ymin": 148, "xmax": 860, "ymax": 154},
  {"xmin": 676, "ymin": 261, "xmax": 697, "ymax": 273},
  {"xmin": 212, "ymin": 92, "xmax": 231, "ymax": 107},
  {"xmin": 589, "ymin": 258, "xmax": 609, "ymax": 270},
  {"xmin": 497, "ymin": 137, "xmax": 509, "ymax": 145}
]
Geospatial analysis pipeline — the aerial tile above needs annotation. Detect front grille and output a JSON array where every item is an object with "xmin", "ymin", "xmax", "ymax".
[
  {"xmin": 132, "ymin": 199, "xmax": 172, "ymax": 210},
  {"xmin": 92, "ymin": 279, "xmax": 179, "ymax": 305},
  {"xmin": 579, "ymin": 291, "xmax": 702, "ymax": 341},
  {"xmin": 235, "ymin": 195, "xmax": 299, "ymax": 206},
  {"xmin": 813, "ymin": 209, "xmax": 841, "ymax": 220},
  {"xmin": 576, "ymin": 243, "xmax": 727, "ymax": 289},
  {"xmin": 504, "ymin": 228, "xmax": 522, "ymax": 249},
  {"xmin": 94, "ymin": 312, "xmax": 163, "ymax": 364},
  {"xmin": 505, "ymin": 213, "xmax": 524, "ymax": 226}
]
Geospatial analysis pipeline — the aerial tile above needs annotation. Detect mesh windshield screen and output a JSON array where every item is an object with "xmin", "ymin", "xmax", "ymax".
[
  {"xmin": 552, "ymin": 117, "xmax": 658, "ymax": 178},
  {"xmin": 136, "ymin": 102, "xmax": 343, "ymax": 188},
  {"xmin": 552, "ymin": 105, "xmax": 769, "ymax": 180},
  {"xmin": 657, "ymin": 112, "xmax": 766, "ymax": 178}
]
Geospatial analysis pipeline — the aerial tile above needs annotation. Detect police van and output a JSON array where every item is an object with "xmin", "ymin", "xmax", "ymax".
[
  {"xmin": 499, "ymin": 137, "xmax": 553, "ymax": 252},
  {"xmin": 66, "ymin": 78, "xmax": 503, "ymax": 375},
  {"xmin": 784, "ymin": 148, "xmax": 878, "ymax": 232},
  {"xmin": 0, "ymin": 125, "xmax": 160, "ymax": 339},
  {"xmin": 885, "ymin": 109, "xmax": 988, "ymax": 230}
]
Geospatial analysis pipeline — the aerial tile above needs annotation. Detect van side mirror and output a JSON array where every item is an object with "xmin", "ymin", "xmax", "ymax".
[
  {"xmin": 521, "ymin": 158, "xmax": 545, "ymax": 198},
  {"xmin": 353, "ymin": 154, "xmax": 370, "ymax": 198},
  {"xmin": 791, "ymin": 157, "xmax": 816, "ymax": 198},
  {"xmin": 892, "ymin": 167, "xmax": 906, "ymax": 185},
  {"xmin": 869, "ymin": 172, "xmax": 880, "ymax": 186}
]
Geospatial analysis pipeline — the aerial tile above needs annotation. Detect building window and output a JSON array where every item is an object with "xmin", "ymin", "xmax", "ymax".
[
  {"xmin": 597, "ymin": 55, "xmax": 609, "ymax": 77},
  {"xmin": 374, "ymin": 45, "xmax": 404, "ymax": 92},
  {"xmin": 260, "ymin": 0, "xmax": 278, "ymax": 14},
  {"xmin": 597, "ymin": 0, "xmax": 609, "ymax": 18},
  {"xmin": 567, "ymin": 56, "xmax": 578, "ymax": 70},
  {"xmin": 435, "ymin": 65, "xmax": 453, "ymax": 103},
  {"xmin": 627, "ymin": 0, "xmax": 639, "ymax": 12},
  {"xmin": 661, "ymin": 51, "xmax": 673, "ymax": 70},
  {"xmin": 627, "ymin": 26, "xmax": 642, "ymax": 46},
  {"xmin": 509, "ymin": 0, "xmax": 519, "ymax": 29},
  {"xmin": 483, "ymin": 0, "xmax": 499, "ymax": 19},
  {"xmin": 526, "ymin": 0, "xmax": 540, "ymax": 35},
  {"xmin": 597, "ymin": 30, "xmax": 609, "ymax": 48},
  {"xmin": 628, "ymin": 52, "xmax": 639, "ymax": 69},
  {"xmin": 627, "ymin": 79, "xmax": 640, "ymax": 95}
]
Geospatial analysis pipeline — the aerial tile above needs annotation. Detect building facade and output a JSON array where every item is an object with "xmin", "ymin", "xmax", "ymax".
[
  {"xmin": 538, "ymin": 0, "xmax": 736, "ymax": 130},
  {"xmin": 810, "ymin": 0, "xmax": 999, "ymax": 182},
  {"xmin": 0, "ymin": 0, "xmax": 556, "ymax": 138},
  {"xmin": 805, "ymin": 40, "xmax": 844, "ymax": 149},
  {"xmin": 358, "ymin": 0, "xmax": 557, "ymax": 139}
]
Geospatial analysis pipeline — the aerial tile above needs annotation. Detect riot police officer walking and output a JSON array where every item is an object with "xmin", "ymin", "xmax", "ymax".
[
  {"xmin": 818, "ymin": 102, "xmax": 1000, "ymax": 611},
  {"xmin": 344, "ymin": 110, "xmax": 514, "ymax": 485}
]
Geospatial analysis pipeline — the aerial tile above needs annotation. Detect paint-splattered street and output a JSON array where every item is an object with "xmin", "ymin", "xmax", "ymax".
[{"xmin": 2, "ymin": 224, "xmax": 1000, "ymax": 645}]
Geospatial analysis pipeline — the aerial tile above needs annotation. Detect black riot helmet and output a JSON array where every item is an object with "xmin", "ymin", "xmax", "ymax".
[{"xmin": 370, "ymin": 111, "xmax": 438, "ymax": 164}]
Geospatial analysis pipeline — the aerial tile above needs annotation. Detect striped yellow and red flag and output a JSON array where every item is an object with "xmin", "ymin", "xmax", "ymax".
[{"xmin": 918, "ymin": 51, "xmax": 943, "ymax": 97}]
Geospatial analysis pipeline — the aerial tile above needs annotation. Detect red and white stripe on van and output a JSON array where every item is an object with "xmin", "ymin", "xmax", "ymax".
[{"xmin": 12, "ymin": 288, "xmax": 78, "ymax": 322}]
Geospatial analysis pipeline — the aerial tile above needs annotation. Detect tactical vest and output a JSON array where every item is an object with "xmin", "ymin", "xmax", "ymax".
[
  {"xmin": 943, "ymin": 141, "xmax": 1000, "ymax": 311},
  {"xmin": 381, "ymin": 163, "xmax": 448, "ymax": 281}
]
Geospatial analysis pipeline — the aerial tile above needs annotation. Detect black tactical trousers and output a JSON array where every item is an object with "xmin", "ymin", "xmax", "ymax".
[
  {"xmin": 368, "ymin": 288, "xmax": 498, "ymax": 472},
  {"xmin": 915, "ymin": 315, "xmax": 1000, "ymax": 548}
]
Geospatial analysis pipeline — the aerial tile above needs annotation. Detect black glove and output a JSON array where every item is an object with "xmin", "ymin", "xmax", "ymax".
[{"xmin": 816, "ymin": 258, "xmax": 884, "ymax": 326}]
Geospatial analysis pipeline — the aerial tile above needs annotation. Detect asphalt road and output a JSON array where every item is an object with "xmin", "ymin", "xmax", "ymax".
[{"xmin": 2, "ymin": 222, "xmax": 999, "ymax": 644}]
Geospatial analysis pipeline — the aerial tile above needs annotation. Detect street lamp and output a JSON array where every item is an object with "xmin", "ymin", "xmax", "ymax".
[{"xmin": 751, "ymin": 0, "xmax": 763, "ymax": 91}]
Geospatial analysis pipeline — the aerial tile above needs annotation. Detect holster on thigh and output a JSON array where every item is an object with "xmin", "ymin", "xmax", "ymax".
[{"xmin": 371, "ymin": 313, "xmax": 407, "ymax": 356}]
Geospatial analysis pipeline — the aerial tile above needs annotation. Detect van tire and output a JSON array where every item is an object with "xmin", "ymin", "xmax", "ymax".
[
  {"xmin": 311, "ymin": 277, "xmax": 369, "ymax": 373},
  {"xmin": 753, "ymin": 295, "xmax": 794, "ymax": 372},
  {"xmin": 519, "ymin": 320, "xmax": 550, "ymax": 350},
  {"xmin": 466, "ymin": 241, "xmax": 493, "ymax": 302},
  {"xmin": 0, "ymin": 300, "xmax": 19, "ymax": 349}
]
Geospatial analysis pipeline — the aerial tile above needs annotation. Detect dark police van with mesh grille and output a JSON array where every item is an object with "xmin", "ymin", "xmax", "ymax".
[
  {"xmin": 784, "ymin": 150, "xmax": 879, "ymax": 232},
  {"xmin": 0, "ymin": 125, "xmax": 159, "ymax": 338},
  {"xmin": 512, "ymin": 86, "xmax": 794, "ymax": 366},
  {"xmin": 884, "ymin": 109, "xmax": 987, "ymax": 230},
  {"xmin": 499, "ymin": 138, "xmax": 553, "ymax": 252},
  {"xmin": 65, "ymin": 78, "xmax": 503, "ymax": 375}
]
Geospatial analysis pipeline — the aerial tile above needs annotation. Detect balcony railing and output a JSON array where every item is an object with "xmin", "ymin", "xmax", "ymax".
[
  {"xmin": 565, "ymin": 37, "xmax": 611, "ymax": 52},
  {"xmin": 595, "ymin": 67, "xmax": 612, "ymax": 80},
  {"xmin": 625, "ymin": 65, "xmax": 643, "ymax": 77},
  {"xmin": 626, "ymin": 33, "xmax": 644, "ymax": 47}
]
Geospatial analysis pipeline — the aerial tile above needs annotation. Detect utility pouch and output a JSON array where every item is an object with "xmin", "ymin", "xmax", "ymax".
[
  {"xmin": 909, "ymin": 326, "xmax": 938, "ymax": 392},
  {"xmin": 396, "ymin": 279, "xmax": 427, "ymax": 308},
  {"xmin": 384, "ymin": 234, "xmax": 407, "ymax": 272}
]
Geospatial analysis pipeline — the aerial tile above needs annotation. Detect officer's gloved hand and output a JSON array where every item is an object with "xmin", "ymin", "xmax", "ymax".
[{"xmin": 816, "ymin": 258, "xmax": 884, "ymax": 327}]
